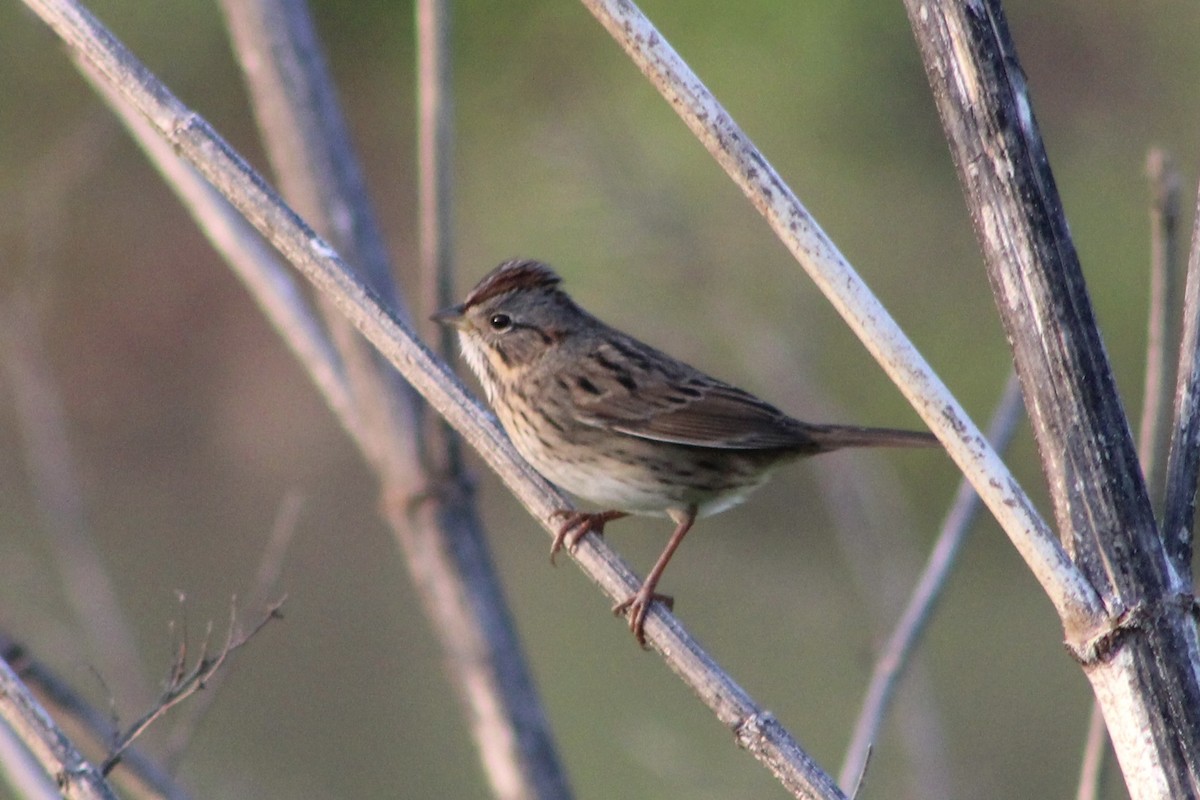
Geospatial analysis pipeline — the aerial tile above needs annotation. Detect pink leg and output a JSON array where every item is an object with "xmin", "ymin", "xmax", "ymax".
[
  {"xmin": 548, "ymin": 509, "xmax": 629, "ymax": 565},
  {"xmin": 613, "ymin": 505, "xmax": 696, "ymax": 647}
]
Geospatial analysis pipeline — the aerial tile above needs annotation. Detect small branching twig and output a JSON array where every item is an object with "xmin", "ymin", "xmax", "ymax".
[
  {"xmin": 100, "ymin": 598, "xmax": 284, "ymax": 776},
  {"xmin": 416, "ymin": 0, "xmax": 463, "ymax": 476},
  {"xmin": 164, "ymin": 494, "xmax": 302, "ymax": 766}
]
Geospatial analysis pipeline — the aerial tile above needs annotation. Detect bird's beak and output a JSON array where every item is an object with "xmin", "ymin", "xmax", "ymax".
[{"xmin": 430, "ymin": 304, "xmax": 466, "ymax": 328}]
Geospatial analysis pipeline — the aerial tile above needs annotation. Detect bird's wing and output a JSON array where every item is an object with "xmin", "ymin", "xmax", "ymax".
[{"xmin": 566, "ymin": 337, "xmax": 816, "ymax": 451}]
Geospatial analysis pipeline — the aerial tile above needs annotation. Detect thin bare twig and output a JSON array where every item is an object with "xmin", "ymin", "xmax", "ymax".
[
  {"xmin": 839, "ymin": 372, "xmax": 1023, "ymax": 790},
  {"xmin": 25, "ymin": 1, "xmax": 845, "ymax": 796},
  {"xmin": 163, "ymin": 492, "xmax": 303, "ymax": 766},
  {"xmin": 100, "ymin": 598, "xmax": 284, "ymax": 775},
  {"xmin": 1, "ymin": 631, "xmax": 194, "ymax": 800},
  {"xmin": 416, "ymin": 0, "xmax": 457, "ymax": 350}
]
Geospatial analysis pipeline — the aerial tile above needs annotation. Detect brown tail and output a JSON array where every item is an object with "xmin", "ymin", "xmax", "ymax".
[{"xmin": 808, "ymin": 424, "xmax": 939, "ymax": 453}]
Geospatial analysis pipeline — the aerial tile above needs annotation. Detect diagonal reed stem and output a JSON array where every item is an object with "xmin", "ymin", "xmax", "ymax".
[
  {"xmin": 839, "ymin": 372, "xmax": 1023, "ymax": 790},
  {"xmin": 25, "ymin": 0, "xmax": 847, "ymax": 796}
]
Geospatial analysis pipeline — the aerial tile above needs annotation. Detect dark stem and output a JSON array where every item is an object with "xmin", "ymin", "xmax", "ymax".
[
  {"xmin": 909, "ymin": 0, "xmax": 1156, "ymax": 595},
  {"xmin": 904, "ymin": 1, "xmax": 1200, "ymax": 793}
]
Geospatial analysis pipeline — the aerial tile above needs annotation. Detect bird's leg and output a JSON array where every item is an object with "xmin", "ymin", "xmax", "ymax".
[
  {"xmin": 614, "ymin": 505, "xmax": 697, "ymax": 647},
  {"xmin": 548, "ymin": 509, "xmax": 629, "ymax": 565}
]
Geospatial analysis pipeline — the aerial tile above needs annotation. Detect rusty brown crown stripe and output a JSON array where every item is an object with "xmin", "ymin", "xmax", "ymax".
[{"xmin": 462, "ymin": 259, "xmax": 562, "ymax": 309}]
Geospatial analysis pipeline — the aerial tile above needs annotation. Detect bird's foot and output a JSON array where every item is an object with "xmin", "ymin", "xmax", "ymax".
[
  {"xmin": 613, "ymin": 587, "xmax": 675, "ymax": 648},
  {"xmin": 548, "ymin": 509, "xmax": 628, "ymax": 565}
]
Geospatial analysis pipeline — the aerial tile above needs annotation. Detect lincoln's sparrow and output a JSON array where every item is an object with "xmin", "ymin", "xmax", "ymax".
[{"xmin": 434, "ymin": 258, "xmax": 937, "ymax": 645}]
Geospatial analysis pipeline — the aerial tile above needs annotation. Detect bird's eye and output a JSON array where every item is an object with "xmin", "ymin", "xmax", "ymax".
[{"xmin": 489, "ymin": 313, "xmax": 513, "ymax": 332}]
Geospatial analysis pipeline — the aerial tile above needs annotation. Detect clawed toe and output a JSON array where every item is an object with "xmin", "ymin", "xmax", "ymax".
[
  {"xmin": 548, "ymin": 509, "xmax": 627, "ymax": 565},
  {"xmin": 613, "ymin": 589, "xmax": 675, "ymax": 647},
  {"xmin": 548, "ymin": 510, "xmax": 591, "ymax": 565}
]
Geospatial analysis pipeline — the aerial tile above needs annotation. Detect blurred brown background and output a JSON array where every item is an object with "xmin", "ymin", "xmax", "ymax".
[{"xmin": 2, "ymin": 1, "xmax": 1197, "ymax": 798}]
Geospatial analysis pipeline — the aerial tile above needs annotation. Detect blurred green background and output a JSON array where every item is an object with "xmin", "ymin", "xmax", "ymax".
[{"xmin": 2, "ymin": 1, "xmax": 1197, "ymax": 798}]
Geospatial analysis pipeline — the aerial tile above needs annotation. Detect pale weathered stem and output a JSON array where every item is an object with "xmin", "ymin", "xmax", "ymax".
[
  {"xmin": 839, "ymin": 372, "xmax": 1022, "ymax": 791},
  {"xmin": 0, "ymin": 654, "xmax": 118, "ymax": 800},
  {"xmin": 576, "ymin": 0, "xmax": 1100, "ymax": 633},
  {"xmin": 23, "ymin": 0, "xmax": 842, "ymax": 797},
  {"xmin": 905, "ymin": 3, "xmax": 1200, "ymax": 796}
]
